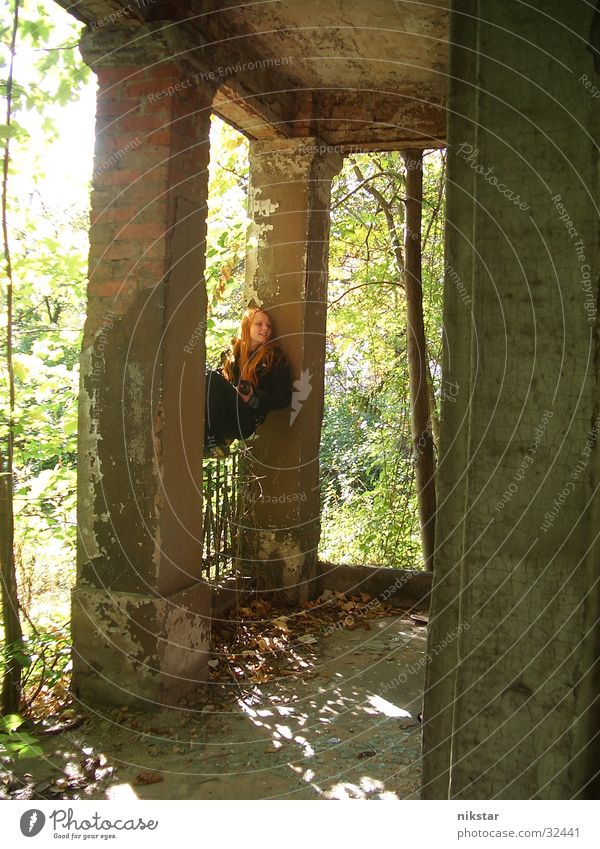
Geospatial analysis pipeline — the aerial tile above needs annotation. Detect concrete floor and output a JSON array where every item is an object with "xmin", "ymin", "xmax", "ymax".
[{"xmin": 4, "ymin": 616, "xmax": 427, "ymax": 800}]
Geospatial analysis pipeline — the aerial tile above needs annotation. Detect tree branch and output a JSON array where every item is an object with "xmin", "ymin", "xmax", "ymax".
[
  {"xmin": 352, "ymin": 163, "xmax": 405, "ymax": 273},
  {"xmin": 328, "ymin": 280, "xmax": 404, "ymax": 307}
]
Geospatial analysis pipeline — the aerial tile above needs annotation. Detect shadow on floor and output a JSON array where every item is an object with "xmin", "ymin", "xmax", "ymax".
[{"xmin": 1, "ymin": 616, "xmax": 427, "ymax": 800}]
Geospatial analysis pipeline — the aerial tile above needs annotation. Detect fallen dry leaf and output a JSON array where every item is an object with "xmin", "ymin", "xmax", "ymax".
[
  {"xmin": 135, "ymin": 771, "xmax": 164, "ymax": 786},
  {"xmin": 296, "ymin": 634, "xmax": 318, "ymax": 645}
]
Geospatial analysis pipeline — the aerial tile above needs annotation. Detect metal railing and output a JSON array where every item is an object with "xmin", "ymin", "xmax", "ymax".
[{"xmin": 201, "ymin": 450, "xmax": 250, "ymax": 583}]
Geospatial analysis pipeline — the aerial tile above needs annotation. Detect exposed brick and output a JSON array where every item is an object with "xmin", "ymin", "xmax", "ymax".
[
  {"xmin": 134, "ymin": 200, "xmax": 170, "ymax": 224},
  {"xmin": 103, "ymin": 239, "xmax": 153, "ymax": 262},
  {"xmin": 88, "ymin": 280, "xmax": 133, "ymax": 298},
  {"xmin": 104, "ymin": 239, "xmax": 165, "ymax": 262},
  {"xmin": 88, "ymin": 223, "xmax": 118, "ymax": 244},
  {"xmin": 145, "ymin": 63, "xmax": 187, "ymax": 81},
  {"xmin": 118, "ymin": 113, "xmax": 174, "ymax": 133},
  {"xmin": 96, "ymin": 99, "xmax": 143, "ymax": 120},
  {"xmin": 90, "ymin": 187, "xmax": 133, "ymax": 213},
  {"xmin": 123, "ymin": 79, "xmax": 173, "ymax": 98},
  {"xmin": 119, "ymin": 189, "xmax": 170, "ymax": 214},
  {"xmin": 172, "ymin": 100, "xmax": 212, "ymax": 123},
  {"xmin": 118, "ymin": 222, "xmax": 169, "ymax": 240},
  {"xmin": 142, "ymin": 129, "xmax": 174, "ymax": 146},
  {"xmin": 90, "ymin": 178, "xmax": 169, "ymax": 212},
  {"xmin": 94, "ymin": 165, "xmax": 168, "ymax": 188},
  {"xmin": 167, "ymin": 171, "xmax": 207, "ymax": 195},
  {"xmin": 93, "ymin": 169, "xmax": 138, "ymax": 189},
  {"xmin": 90, "ymin": 205, "xmax": 143, "ymax": 225},
  {"xmin": 100, "ymin": 133, "xmax": 149, "ymax": 153},
  {"xmin": 137, "ymin": 261, "xmax": 167, "ymax": 287},
  {"xmin": 97, "ymin": 67, "xmax": 144, "ymax": 86}
]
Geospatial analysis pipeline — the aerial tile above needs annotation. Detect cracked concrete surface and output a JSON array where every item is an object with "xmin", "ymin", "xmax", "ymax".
[{"xmin": 11, "ymin": 616, "xmax": 426, "ymax": 801}]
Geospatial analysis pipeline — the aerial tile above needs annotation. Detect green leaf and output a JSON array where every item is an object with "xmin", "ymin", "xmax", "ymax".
[
  {"xmin": 12, "ymin": 731, "xmax": 38, "ymax": 745},
  {"xmin": 0, "ymin": 122, "xmax": 18, "ymax": 139},
  {"xmin": 18, "ymin": 743, "xmax": 44, "ymax": 759},
  {"xmin": 0, "ymin": 714, "xmax": 24, "ymax": 732},
  {"xmin": 56, "ymin": 78, "xmax": 73, "ymax": 106}
]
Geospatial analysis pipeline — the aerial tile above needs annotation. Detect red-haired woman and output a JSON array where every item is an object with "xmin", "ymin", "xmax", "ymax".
[{"xmin": 204, "ymin": 308, "xmax": 292, "ymax": 453}]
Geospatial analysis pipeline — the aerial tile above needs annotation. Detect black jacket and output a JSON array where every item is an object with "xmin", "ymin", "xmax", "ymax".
[{"xmin": 219, "ymin": 345, "xmax": 292, "ymax": 424}]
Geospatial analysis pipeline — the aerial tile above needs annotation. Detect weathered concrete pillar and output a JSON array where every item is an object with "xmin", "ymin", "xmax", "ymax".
[
  {"xmin": 423, "ymin": 1, "xmax": 600, "ymax": 798},
  {"xmin": 241, "ymin": 138, "xmax": 343, "ymax": 604},
  {"xmin": 72, "ymin": 25, "xmax": 215, "ymax": 707}
]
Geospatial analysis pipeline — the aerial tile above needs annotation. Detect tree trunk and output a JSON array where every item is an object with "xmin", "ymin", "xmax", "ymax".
[
  {"xmin": 1, "ymin": 0, "xmax": 23, "ymax": 713},
  {"xmin": 0, "ymin": 450, "xmax": 22, "ymax": 713},
  {"xmin": 401, "ymin": 149, "xmax": 437, "ymax": 571}
]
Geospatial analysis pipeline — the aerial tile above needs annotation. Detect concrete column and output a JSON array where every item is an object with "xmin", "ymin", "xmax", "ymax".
[
  {"xmin": 241, "ymin": 138, "xmax": 343, "ymax": 604},
  {"xmin": 423, "ymin": 1, "xmax": 600, "ymax": 798},
  {"xmin": 72, "ymin": 25, "xmax": 216, "ymax": 707}
]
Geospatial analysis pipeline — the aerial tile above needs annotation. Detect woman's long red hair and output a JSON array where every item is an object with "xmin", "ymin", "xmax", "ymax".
[{"xmin": 222, "ymin": 307, "xmax": 279, "ymax": 386}]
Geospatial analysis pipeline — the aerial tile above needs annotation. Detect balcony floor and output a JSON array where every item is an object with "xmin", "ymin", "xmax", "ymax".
[{"xmin": 2, "ymin": 615, "xmax": 427, "ymax": 800}]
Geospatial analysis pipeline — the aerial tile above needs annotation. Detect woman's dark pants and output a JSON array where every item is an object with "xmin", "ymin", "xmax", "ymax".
[{"xmin": 204, "ymin": 371, "xmax": 257, "ymax": 447}]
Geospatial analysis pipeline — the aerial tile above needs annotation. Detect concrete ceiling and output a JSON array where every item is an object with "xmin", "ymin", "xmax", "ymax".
[
  {"xmin": 55, "ymin": 0, "xmax": 449, "ymax": 148},
  {"xmin": 203, "ymin": 0, "xmax": 448, "ymax": 91}
]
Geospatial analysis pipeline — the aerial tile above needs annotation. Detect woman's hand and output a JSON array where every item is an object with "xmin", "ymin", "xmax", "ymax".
[{"xmin": 237, "ymin": 385, "xmax": 254, "ymax": 403}]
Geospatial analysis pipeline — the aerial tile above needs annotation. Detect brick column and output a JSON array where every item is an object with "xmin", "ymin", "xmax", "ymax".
[
  {"xmin": 72, "ymin": 25, "xmax": 216, "ymax": 707},
  {"xmin": 241, "ymin": 138, "xmax": 343, "ymax": 604}
]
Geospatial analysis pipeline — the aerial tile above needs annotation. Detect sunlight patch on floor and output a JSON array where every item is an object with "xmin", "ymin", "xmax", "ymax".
[{"xmin": 367, "ymin": 694, "xmax": 412, "ymax": 717}]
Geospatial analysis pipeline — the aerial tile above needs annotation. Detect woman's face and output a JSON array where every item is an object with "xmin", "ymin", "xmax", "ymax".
[{"xmin": 248, "ymin": 311, "xmax": 273, "ymax": 350}]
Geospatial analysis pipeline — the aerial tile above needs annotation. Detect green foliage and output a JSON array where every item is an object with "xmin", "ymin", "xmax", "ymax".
[
  {"xmin": 7, "ymin": 201, "xmax": 86, "ymax": 590},
  {"xmin": 204, "ymin": 118, "xmax": 250, "ymax": 365},
  {"xmin": 319, "ymin": 150, "xmax": 445, "ymax": 568},
  {"xmin": 0, "ymin": 0, "xmax": 89, "ymax": 139},
  {"xmin": 0, "ymin": 624, "xmax": 72, "ymax": 717},
  {"xmin": 0, "ymin": 0, "xmax": 89, "ymax": 639},
  {"xmin": 0, "ymin": 713, "xmax": 43, "ymax": 758}
]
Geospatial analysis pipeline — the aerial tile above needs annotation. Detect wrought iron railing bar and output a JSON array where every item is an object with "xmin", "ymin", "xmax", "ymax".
[{"xmin": 201, "ymin": 450, "xmax": 249, "ymax": 583}]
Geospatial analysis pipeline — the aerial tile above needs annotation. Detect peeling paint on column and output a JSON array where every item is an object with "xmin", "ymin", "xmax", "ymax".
[
  {"xmin": 71, "ymin": 583, "xmax": 210, "ymax": 707},
  {"xmin": 245, "ymin": 186, "xmax": 279, "ymax": 304},
  {"xmin": 240, "ymin": 137, "xmax": 341, "ymax": 607},
  {"xmin": 250, "ymin": 186, "xmax": 280, "ymax": 221},
  {"xmin": 125, "ymin": 361, "xmax": 146, "ymax": 465},
  {"xmin": 160, "ymin": 603, "xmax": 210, "ymax": 674},
  {"xmin": 152, "ymin": 404, "xmax": 164, "ymax": 574},
  {"xmin": 258, "ymin": 531, "xmax": 306, "ymax": 588},
  {"xmin": 78, "ymin": 344, "xmax": 104, "ymax": 562}
]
